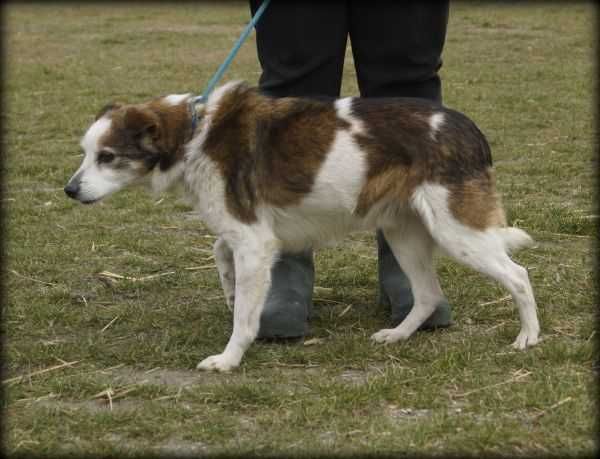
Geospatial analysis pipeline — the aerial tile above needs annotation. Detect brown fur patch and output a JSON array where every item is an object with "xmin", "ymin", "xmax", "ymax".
[
  {"xmin": 96, "ymin": 97, "xmax": 193, "ymax": 173},
  {"xmin": 143, "ymin": 98, "xmax": 193, "ymax": 171},
  {"xmin": 351, "ymin": 98, "xmax": 494, "ymax": 219},
  {"xmin": 352, "ymin": 99, "xmax": 434, "ymax": 216},
  {"xmin": 448, "ymin": 169, "xmax": 507, "ymax": 230},
  {"xmin": 201, "ymin": 84, "xmax": 339, "ymax": 223}
]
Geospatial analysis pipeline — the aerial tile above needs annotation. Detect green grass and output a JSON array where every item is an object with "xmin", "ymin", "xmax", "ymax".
[{"xmin": 3, "ymin": 2, "xmax": 597, "ymax": 457}]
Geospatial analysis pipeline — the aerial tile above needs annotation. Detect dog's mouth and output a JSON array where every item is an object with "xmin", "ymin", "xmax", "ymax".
[
  {"xmin": 80, "ymin": 197, "xmax": 100, "ymax": 205},
  {"xmin": 65, "ymin": 187, "xmax": 102, "ymax": 204}
]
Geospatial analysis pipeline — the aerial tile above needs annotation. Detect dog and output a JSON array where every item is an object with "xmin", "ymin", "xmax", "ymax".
[{"xmin": 65, "ymin": 81, "xmax": 540, "ymax": 371}]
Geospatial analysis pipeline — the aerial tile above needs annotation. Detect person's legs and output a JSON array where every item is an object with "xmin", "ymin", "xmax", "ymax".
[
  {"xmin": 349, "ymin": 0, "xmax": 452, "ymax": 328},
  {"xmin": 250, "ymin": 0, "xmax": 348, "ymax": 338},
  {"xmin": 348, "ymin": 0, "xmax": 448, "ymax": 101},
  {"xmin": 251, "ymin": 0, "xmax": 348, "ymax": 98}
]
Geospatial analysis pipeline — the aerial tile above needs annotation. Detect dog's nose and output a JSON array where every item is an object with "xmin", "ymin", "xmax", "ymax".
[{"xmin": 64, "ymin": 182, "xmax": 80, "ymax": 199}]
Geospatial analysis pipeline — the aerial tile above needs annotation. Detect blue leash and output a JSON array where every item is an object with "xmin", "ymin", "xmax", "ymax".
[{"xmin": 191, "ymin": 0, "xmax": 271, "ymax": 131}]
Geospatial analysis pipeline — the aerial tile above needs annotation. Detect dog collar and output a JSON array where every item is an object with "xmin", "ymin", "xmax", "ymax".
[
  {"xmin": 189, "ymin": 97, "xmax": 199, "ymax": 135},
  {"xmin": 189, "ymin": 94, "xmax": 207, "ymax": 134}
]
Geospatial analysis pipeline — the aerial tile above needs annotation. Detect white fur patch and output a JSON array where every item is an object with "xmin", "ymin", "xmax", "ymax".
[
  {"xmin": 204, "ymin": 81, "xmax": 243, "ymax": 115},
  {"xmin": 150, "ymin": 161, "xmax": 185, "ymax": 195},
  {"xmin": 429, "ymin": 112, "xmax": 444, "ymax": 140},
  {"xmin": 264, "ymin": 128, "xmax": 368, "ymax": 251},
  {"xmin": 335, "ymin": 98, "xmax": 366, "ymax": 135},
  {"xmin": 74, "ymin": 114, "xmax": 133, "ymax": 202},
  {"xmin": 164, "ymin": 94, "xmax": 191, "ymax": 106},
  {"xmin": 410, "ymin": 182, "xmax": 525, "ymax": 261},
  {"xmin": 411, "ymin": 182, "xmax": 494, "ymax": 262},
  {"xmin": 410, "ymin": 182, "xmax": 450, "ymax": 232},
  {"xmin": 77, "ymin": 163, "xmax": 125, "ymax": 202},
  {"xmin": 184, "ymin": 135, "xmax": 235, "ymax": 237},
  {"xmin": 72, "ymin": 116, "xmax": 118, "ymax": 201},
  {"xmin": 80, "ymin": 117, "xmax": 112, "ymax": 160},
  {"xmin": 306, "ymin": 129, "xmax": 367, "ymax": 213}
]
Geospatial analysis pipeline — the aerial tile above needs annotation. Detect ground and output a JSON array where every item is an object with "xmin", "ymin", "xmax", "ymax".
[{"xmin": 3, "ymin": 2, "xmax": 597, "ymax": 457}]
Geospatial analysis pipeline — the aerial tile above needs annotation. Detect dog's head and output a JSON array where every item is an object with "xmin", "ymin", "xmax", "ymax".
[{"xmin": 65, "ymin": 95, "xmax": 195, "ymax": 204}]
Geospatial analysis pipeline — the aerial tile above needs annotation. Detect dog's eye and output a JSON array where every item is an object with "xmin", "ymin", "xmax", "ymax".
[{"xmin": 97, "ymin": 151, "xmax": 116, "ymax": 164}]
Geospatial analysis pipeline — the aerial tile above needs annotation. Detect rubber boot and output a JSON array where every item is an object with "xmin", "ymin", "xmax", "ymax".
[
  {"xmin": 377, "ymin": 231, "xmax": 452, "ymax": 329},
  {"xmin": 257, "ymin": 251, "xmax": 314, "ymax": 339}
]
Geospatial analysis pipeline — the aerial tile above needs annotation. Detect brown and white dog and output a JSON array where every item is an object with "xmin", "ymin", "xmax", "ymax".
[{"xmin": 65, "ymin": 81, "xmax": 540, "ymax": 371}]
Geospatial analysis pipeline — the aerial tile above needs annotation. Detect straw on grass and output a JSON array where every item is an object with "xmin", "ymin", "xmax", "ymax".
[
  {"xmin": 9, "ymin": 269, "xmax": 57, "ymax": 287},
  {"xmin": 479, "ymin": 295, "xmax": 512, "ymax": 307},
  {"xmin": 3, "ymin": 360, "xmax": 81, "ymax": 385},
  {"xmin": 183, "ymin": 265, "xmax": 216, "ymax": 271},
  {"xmin": 531, "ymin": 397, "xmax": 573, "ymax": 421},
  {"xmin": 98, "ymin": 271, "xmax": 175, "ymax": 282},
  {"xmin": 454, "ymin": 369, "xmax": 531, "ymax": 398}
]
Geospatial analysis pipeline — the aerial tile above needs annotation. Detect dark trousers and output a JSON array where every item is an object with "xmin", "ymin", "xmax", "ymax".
[{"xmin": 250, "ymin": 0, "xmax": 449, "ymax": 101}]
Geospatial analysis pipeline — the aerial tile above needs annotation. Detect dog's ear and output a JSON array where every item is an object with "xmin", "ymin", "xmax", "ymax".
[
  {"xmin": 95, "ymin": 102, "xmax": 122, "ymax": 121},
  {"xmin": 123, "ymin": 106, "xmax": 161, "ymax": 141}
]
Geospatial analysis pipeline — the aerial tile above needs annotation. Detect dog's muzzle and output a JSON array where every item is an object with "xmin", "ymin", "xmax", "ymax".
[
  {"xmin": 64, "ymin": 181, "xmax": 80, "ymax": 199},
  {"xmin": 64, "ymin": 172, "xmax": 83, "ymax": 200},
  {"xmin": 64, "ymin": 175, "xmax": 99, "ymax": 204}
]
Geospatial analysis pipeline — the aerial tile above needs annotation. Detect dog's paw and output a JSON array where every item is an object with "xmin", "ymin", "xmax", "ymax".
[
  {"xmin": 196, "ymin": 353, "xmax": 238, "ymax": 372},
  {"xmin": 511, "ymin": 330, "xmax": 540, "ymax": 350},
  {"xmin": 371, "ymin": 328, "xmax": 407, "ymax": 344}
]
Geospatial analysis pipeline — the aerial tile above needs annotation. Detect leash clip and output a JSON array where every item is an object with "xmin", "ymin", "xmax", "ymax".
[{"xmin": 189, "ymin": 95, "xmax": 206, "ymax": 134}]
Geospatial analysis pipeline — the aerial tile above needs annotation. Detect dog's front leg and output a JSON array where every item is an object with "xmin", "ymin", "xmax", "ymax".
[
  {"xmin": 213, "ymin": 237, "xmax": 235, "ymax": 310},
  {"xmin": 197, "ymin": 236, "xmax": 278, "ymax": 372}
]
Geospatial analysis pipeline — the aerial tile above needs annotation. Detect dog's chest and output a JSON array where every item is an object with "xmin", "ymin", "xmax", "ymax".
[{"xmin": 183, "ymin": 153, "xmax": 232, "ymax": 234}]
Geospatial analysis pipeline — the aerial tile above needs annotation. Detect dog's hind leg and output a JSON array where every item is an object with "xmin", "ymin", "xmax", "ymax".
[
  {"xmin": 213, "ymin": 237, "xmax": 235, "ymax": 310},
  {"xmin": 371, "ymin": 215, "xmax": 446, "ymax": 344},
  {"xmin": 197, "ymin": 232, "xmax": 279, "ymax": 372},
  {"xmin": 435, "ymin": 231, "xmax": 539, "ymax": 349},
  {"xmin": 412, "ymin": 183, "xmax": 540, "ymax": 349}
]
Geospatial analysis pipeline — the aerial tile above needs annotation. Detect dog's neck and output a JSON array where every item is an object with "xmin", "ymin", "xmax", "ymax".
[{"xmin": 147, "ymin": 95, "xmax": 204, "ymax": 194}]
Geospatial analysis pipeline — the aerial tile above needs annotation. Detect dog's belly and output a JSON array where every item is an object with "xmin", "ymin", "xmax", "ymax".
[{"xmin": 268, "ymin": 205, "xmax": 367, "ymax": 252}]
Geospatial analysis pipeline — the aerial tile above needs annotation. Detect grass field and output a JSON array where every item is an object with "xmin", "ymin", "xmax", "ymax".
[{"xmin": 3, "ymin": 2, "xmax": 597, "ymax": 457}]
